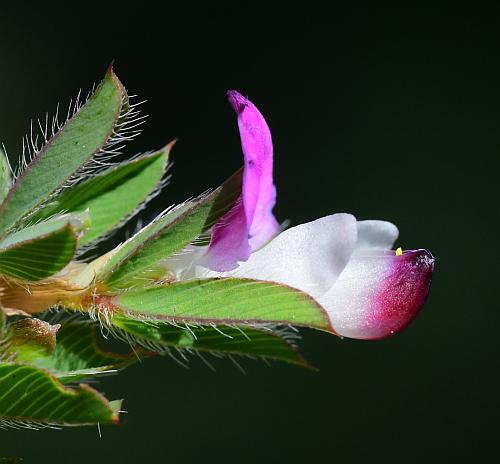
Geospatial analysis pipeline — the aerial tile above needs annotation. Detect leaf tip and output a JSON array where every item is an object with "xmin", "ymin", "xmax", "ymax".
[
  {"xmin": 104, "ymin": 61, "xmax": 125, "ymax": 97},
  {"xmin": 106, "ymin": 60, "xmax": 116, "ymax": 75},
  {"xmin": 160, "ymin": 139, "xmax": 177, "ymax": 165},
  {"xmin": 109, "ymin": 399, "xmax": 124, "ymax": 424}
]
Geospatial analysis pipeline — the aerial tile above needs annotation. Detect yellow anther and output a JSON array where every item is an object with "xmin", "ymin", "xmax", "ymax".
[{"xmin": 395, "ymin": 247, "xmax": 403, "ymax": 256}]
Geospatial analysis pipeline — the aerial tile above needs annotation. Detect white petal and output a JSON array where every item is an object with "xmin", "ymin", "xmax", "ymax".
[
  {"xmin": 356, "ymin": 220, "xmax": 399, "ymax": 250},
  {"xmin": 219, "ymin": 213, "xmax": 358, "ymax": 298},
  {"xmin": 318, "ymin": 249, "xmax": 434, "ymax": 339}
]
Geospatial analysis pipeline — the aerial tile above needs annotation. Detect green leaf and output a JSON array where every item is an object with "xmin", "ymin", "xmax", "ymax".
[
  {"xmin": 0, "ymin": 219, "xmax": 78, "ymax": 280},
  {"xmin": 97, "ymin": 168, "xmax": 242, "ymax": 289},
  {"xmin": 5, "ymin": 319, "xmax": 136, "ymax": 383},
  {"xmin": 114, "ymin": 278, "xmax": 331, "ymax": 330},
  {"xmin": 0, "ymin": 148, "xmax": 11, "ymax": 204},
  {"xmin": 32, "ymin": 146, "xmax": 171, "ymax": 247},
  {"xmin": 0, "ymin": 363, "xmax": 120, "ymax": 427},
  {"xmin": 0, "ymin": 67, "xmax": 126, "ymax": 237},
  {"xmin": 111, "ymin": 313, "xmax": 307, "ymax": 367}
]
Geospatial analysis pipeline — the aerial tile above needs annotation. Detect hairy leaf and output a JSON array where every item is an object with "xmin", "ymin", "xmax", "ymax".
[
  {"xmin": 0, "ymin": 363, "xmax": 121, "ymax": 427},
  {"xmin": 0, "ymin": 67, "xmax": 126, "ymax": 237},
  {"xmin": 111, "ymin": 313, "xmax": 307, "ymax": 366},
  {"xmin": 113, "ymin": 278, "xmax": 331, "ymax": 330},
  {"xmin": 98, "ymin": 168, "xmax": 243, "ymax": 289},
  {"xmin": 32, "ymin": 147, "xmax": 171, "ymax": 246},
  {"xmin": 6, "ymin": 320, "xmax": 136, "ymax": 383},
  {"xmin": 0, "ymin": 219, "xmax": 78, "ymax": 280},
  {"xmin": 0, "ymin": 148, "xmax": 11, "ymax": 204}
]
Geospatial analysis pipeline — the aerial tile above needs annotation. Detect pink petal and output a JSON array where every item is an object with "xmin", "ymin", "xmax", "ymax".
[
  {"xmin": 206, "ymin": 91, "xmax": 278, "ymax": 271},
  {"xmin": 204, "ymin": 198, "xmax": 250, "ymax": 273},
  {"xmin": 320, "ymin": 249, "xmax": 435, "ymax": 339}
]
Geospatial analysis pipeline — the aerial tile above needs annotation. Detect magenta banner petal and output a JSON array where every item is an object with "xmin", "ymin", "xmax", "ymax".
[
  {"xmin": 204, "ymin": 198, "xmax": 250, "ymax": 272},
  {"xmin": 206, "ymin": 91, "xmax": 278, "ymax": 271},
  {"xmin": 320, "ymin": 249, "xmax": 435, "ymax": 339}
]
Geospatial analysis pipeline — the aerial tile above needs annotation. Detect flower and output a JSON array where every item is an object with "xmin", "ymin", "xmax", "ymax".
[{"xmin": 170, "ymin": 91, "xmax": 435, "ymax": 340}]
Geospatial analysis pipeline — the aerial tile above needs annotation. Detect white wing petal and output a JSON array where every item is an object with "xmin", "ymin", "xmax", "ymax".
[{"xmin": 356, "ymin": 220, "xmax": 399, "ymax": 250}]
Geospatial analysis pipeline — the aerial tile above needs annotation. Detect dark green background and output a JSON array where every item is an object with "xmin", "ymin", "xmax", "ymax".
[{"xmin": 0, "ymin": 3, "xmax": 497, "ymax": 463}]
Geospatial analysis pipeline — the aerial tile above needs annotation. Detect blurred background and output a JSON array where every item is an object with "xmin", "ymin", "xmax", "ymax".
[{"xmin": 0, "ymin": 3, "xmax": 498, "ymax": 463}]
